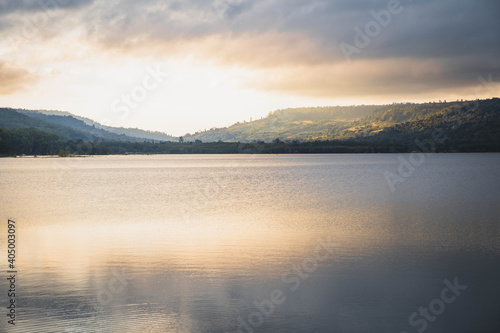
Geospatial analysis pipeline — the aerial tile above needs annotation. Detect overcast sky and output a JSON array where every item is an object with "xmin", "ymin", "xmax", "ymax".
[{"xmin": 1, "ymin": 0, "xmax": 499, "ymax": 135}]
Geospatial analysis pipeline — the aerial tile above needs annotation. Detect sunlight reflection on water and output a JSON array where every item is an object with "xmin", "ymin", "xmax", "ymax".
[{"xmin": 1, "ymin": 154, "xmax": 499, "ymax": 332}]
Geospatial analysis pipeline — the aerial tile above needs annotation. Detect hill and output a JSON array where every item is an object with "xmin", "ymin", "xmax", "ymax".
[
  {"xmin": 183, "ymin": 105, "xmax": 378, "ymax": 142},
  {"xmin": 1, "ymin": 98, "xmax": 499, "ymax": 154},
  {"xmin": 18, "ymin": 109, "xmax": 175, "ymax": 142},
  {"xmin": 0, "ymin": 108, "xmax": 95, "ymax": 142},
  {"xmin": 358, "ymin": 99, "xmax": 500, "ymax": 151},
  {"xmin": 183, "ymin": 99, "xmax": 499, "ymax": 151},
  {"xmin": 1, "ymin": 108, "xmax": 175, "ymax": 143}
]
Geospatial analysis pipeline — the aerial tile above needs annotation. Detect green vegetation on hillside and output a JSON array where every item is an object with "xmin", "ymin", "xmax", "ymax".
[
  {"xmin": 17, "ymin": 109, "xmax": 176, "ymax": 142},
  {"xmin": 1, "ymin": 98, "xmax": 499, "ymax": 155},
  {"xmin": 13, "ymin": 109, "xmax": 158, "ymax": 142},
  {"xmin": 361, "ymin": 99, "xmax": 500, "ymax": 151},
  {"xmin": 0, "ymin": 127, "xmax": 406, "ymax": 156},
  {"xmin": 183, "ymin": 105, "xmax": 378, "ymax": 142},
  {"xmin": 0, "ymin": 128, "xmax": 112, "ymax": 156},
  {"xmin": 182, "ymin": 99, "xmax": 499, "ymax": 151},
  {"xmin": 0, "ymin": 108, "xmax": 93, "ymax": 141}
]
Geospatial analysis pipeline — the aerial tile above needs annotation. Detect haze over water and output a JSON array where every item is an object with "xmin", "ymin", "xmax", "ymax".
[{"xmin": 1, "ymin": 154, "xmax": 499, "ymax": 332}]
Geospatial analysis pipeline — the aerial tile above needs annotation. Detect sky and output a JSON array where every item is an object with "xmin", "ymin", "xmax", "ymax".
[{"xmin": 1, "ymin": 0, "xmax": 499, "ymax": 136}]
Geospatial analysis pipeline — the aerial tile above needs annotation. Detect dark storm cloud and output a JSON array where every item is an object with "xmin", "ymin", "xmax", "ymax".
[
  {"xmin": 357, "ymin": 0, "xmax": 500, "ymax": 59},
  {"xmin": 73, "ymin": 0, "xmax": 499, "ymax": 60},
  {"xmin": 0, "ymin": 0, "xmax": 94, "ymax": 16},
  {"xmin": 0, "ymin": 0, "xmax": 95, "ymax": 35},
  {"xmin": 6, "ymin": 0, "xmax": 498, "ymax": 61},
  {"xmin": 3, "ymin": 0, "xmax": 499, "ymax": 98}
]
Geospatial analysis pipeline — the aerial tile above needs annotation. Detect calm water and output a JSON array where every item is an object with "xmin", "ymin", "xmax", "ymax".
[{"xmin": 1, "ymin": 154, "xmax": 499, "ymax": 333}]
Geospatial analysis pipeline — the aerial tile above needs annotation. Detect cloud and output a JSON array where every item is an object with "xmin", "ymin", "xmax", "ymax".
[
  {"xmin": 249, "ymin": 56, "xmax": 500, "ymax": 101},
  {"xmin": 2, "ymin": 0, "xmax": 499, "ymax": 99},
  {"xmin": 75, "ymin": 0, "xmax": 500, "ymax": 58},
  {"xmin": 5, "ymin": 0, "xmax": 500, "ymax": 60},
  {"xmin": 0, "ymin": 62, "xmax": 37, "ymax": 94},
  {"xmin": 0, "ymin": 0, "xmax": 95, "ymax": 16}
]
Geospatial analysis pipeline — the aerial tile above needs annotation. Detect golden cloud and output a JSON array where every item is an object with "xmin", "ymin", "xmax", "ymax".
[{"xmin": 0, "ymin": 62, "xmax": 37, "ymax": 94}]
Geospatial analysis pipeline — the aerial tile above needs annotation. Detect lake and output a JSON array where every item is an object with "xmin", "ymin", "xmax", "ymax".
[{"xmin": 1, "ymin": 154, "xmax": 499, "ymax": 333}]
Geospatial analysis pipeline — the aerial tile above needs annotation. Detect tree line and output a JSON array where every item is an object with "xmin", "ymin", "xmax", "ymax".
[{"xmin": 1, "ymin": 127, "xmax": 410, "ymax": 156}]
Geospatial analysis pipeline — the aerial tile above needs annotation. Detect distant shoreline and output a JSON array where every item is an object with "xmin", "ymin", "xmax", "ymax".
[
  {"xmin": 2, "ymin": 99, "xmax": 499, "ymax": 155},
  {"xmin": 2, "ymin": 150, "xmax": 499, "ymax": 159}
]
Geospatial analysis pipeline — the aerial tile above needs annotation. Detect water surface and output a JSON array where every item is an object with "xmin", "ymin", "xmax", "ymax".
[{"xmin": 1, "ymin": 154, "xmax": 499, "ymax": 332}]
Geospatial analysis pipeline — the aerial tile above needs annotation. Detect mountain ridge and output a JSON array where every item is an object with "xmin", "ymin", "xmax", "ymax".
[
  {"xmin": 182, "ymin": 99, "xmax": 498, "ymax": 145},
  {"xmin": 2, "ymin": 108, "xmax": 175, "ymax": 142},
  {"xmin": 1, "ymin": 98, "xmax": 499, "ymax": 154}
]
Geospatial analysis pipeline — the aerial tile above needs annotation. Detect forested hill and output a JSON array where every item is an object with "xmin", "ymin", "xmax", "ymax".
[
  {"xmin": 1, "ymin": 98, "xmax": 499, "ymax": 155},
  {"xmin": 1, "ymin": 108, "xmax": 174, "ymax": 142},
  {"xmin": 183, "ymin": 99, "xmax": 499, "ymax": 147},
  {"xmin": 182, "ymin": 105, "xmax": 379, "ymax": 142},
  {"xmin": 356, "ymin": 99, "xmax": 500, "ymax": 151},
  {"xmin": 0, "ymin": 108, "xmax": 95, "ymax": 142},
  {"xmin": 17, "ymin": 109, "xmax": 176, "ymax": 142}
]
